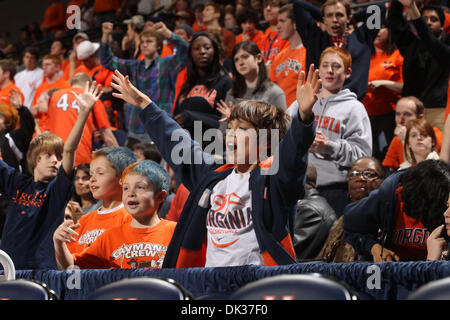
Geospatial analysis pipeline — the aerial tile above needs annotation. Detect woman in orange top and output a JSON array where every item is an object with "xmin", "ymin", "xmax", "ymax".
[{"xmin": 362, "ymin": 25, "xmax": 404, "ymax": 162}]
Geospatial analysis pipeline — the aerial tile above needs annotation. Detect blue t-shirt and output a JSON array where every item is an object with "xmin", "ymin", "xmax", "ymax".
[{"xmin": 0, "ymin": 161, "xmax": 74, "ymax": 269}]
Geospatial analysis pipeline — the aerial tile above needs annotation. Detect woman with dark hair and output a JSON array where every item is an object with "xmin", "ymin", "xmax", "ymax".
[
  {"xmin": 70, "ymin": 163, "xmax": 100, "ymax": 218},
  {"xmin": 343, "ymin": 159, "xmax": 450, "ymax": 262},
  {"xmin": 172, "ymin": 31, "xmax": 232, "ymax": 147},
  {"xmin": 218, "ymin": 41, "xmax": 286, "ymax": 120},
  {"xmin": 362, "ymin": 25, "xmax": 404, "ymax": 162}
]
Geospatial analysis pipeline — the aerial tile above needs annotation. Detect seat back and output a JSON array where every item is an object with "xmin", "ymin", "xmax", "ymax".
[
  {"xmin": 87, "ymin": 277, "xmax": 192, "ymax": 300},
  {"xmin": 0, "ymin": 279, "xmax": 58, "ymax": 300},
  {"xmin": 408, "ymin": 277, "xmax": 450, "ymax": 300},
  {"xmin": 0, "ymin": 250, "xmax": 15, "ymax": 280},
  {"xmin": 229, "ymin": 273, "xmax": 356, "ymax": 300}
]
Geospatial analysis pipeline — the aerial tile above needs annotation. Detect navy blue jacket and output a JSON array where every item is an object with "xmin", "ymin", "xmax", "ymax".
[
  {"xmin": 0, "ymin": 164, "xmax": 74, "ymax": 269},
  {"xmin": 343, "ymin": 170, "xmax": 404, "ymax": 259},
  {"xmin": 138, "ymin": 102, "xmax": 315, "ymax": 268}
]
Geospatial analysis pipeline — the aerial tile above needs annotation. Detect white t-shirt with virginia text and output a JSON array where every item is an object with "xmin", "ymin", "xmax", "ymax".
[{"xmin": 205, "ymin": 169, "xmax": 264, "ymax": 267}]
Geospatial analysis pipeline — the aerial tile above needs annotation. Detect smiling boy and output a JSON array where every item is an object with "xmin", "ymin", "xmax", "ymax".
[
  {"xmin": 54, "ymin": 160, "xmax": 176, "ymax": 269},
  {"xmin": 288, "ymin": 47, "xmax": 372, "ymax": 216}
]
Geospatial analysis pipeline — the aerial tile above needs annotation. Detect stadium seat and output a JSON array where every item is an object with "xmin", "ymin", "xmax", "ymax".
[
  {"xmin": 228, "ymin": 273, "xmax": 358, "ymax": 300},
  {"xmin": 87, "ymin": 277, "xmax": 193, "ymax": 300},
  {"xmin": 408, "ymin": 277, "xmax": 450, "ymax": 300},
  {"xmin": 0, "ymin": 279, "xmax": 59, "ymax": 300},
  {"xmin": 0, "ymin": 250, "xmax": 15, "ymax": 280}
]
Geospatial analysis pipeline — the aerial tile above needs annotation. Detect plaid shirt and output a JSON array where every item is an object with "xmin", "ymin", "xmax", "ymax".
[{"xmin": 100, "ymin": 33, "xmax": 188, "ymax": 134}]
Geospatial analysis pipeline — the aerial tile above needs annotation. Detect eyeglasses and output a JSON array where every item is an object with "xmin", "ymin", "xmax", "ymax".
[{"xmin": 348, "ymin": 170, "xmax": 380, "ymax": 180}]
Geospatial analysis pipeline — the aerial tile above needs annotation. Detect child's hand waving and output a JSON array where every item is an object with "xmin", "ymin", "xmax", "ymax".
[
  {"xmin": 72, "ymin": 80, "xmax": 103, "ymax": 114},
  {"xmin": 111, "ymin": 70, "xmax": 152, "ymax": 109},
  {"xmin": 296, "ymin": 64, "xmax": 321, "ymax": 122}
]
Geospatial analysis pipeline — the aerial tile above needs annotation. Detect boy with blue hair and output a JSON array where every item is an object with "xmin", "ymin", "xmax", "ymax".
[
  {"xmin": 54, "ymin": 160, "xmax": 176, "ymax": 269},
  {"xmin": 54, "ymin": 146, "xmax": 137, "ymax": 256}
]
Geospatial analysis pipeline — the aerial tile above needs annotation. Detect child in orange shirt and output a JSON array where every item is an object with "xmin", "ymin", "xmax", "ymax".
[
  {"xmin": 53, "ymin": 146, "xmax": 136, "ymax": 257},
  {"xmin": 54, "ymin": 160, "xmax": 176, "ymax": 269}
]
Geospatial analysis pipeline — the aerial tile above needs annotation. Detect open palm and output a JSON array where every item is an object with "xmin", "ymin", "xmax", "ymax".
[
  {"xmin": 72, "ymin": 81, "xmax": 102, "ymax": 113},
  {"xmin": 111, "ymin": 70, "xmax": 152, "ymax": 108},
  {"xmin": 296, "ymin": 64, "xmax": 321, "ymax": 122}
]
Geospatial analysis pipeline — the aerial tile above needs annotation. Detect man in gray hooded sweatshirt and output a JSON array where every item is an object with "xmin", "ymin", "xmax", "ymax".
[{"xmin": 288, "ymin": 47, "xmax": 372, "ymax": 216}]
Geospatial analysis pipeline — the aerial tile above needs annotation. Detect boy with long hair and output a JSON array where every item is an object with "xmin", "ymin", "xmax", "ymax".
[
  {"xmin": 0, "ymin": 81, "xmax": 102, "ymax": 269},
  {"xmin": 110, "ymin": 66, "xmax": 317, "ymax": 268}
]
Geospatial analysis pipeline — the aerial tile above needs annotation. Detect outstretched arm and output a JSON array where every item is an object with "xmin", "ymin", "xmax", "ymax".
[
  {"xmin": 111, "ymin": 70, "xmax": 216, "ymax": 191},
  {"xmin": 62, "ymin": 81, "xmax": 102, "ymax": 178}
]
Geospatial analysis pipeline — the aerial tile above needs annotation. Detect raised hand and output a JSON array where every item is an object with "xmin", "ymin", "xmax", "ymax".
[
  {"xmin": 152, "ymin": 21, "xmax": 172, "ymax": 39},
  {"xmin": 296, "ymin": 64, "xmax": 321, "ymax": 122},
  {"xmin": 72, "ymin": 80, "xmax": 102, "ymax": 114},
  {"xmin": 101, "ymin": 22, "xmax": 114, "ymax": 43},
  {"xmin": 102, "ymin": 22, "xmax": 114, "ymax": 36},
  {"xmin": 9, "ymin": 88, "xmax": 22, "ymax": 109},
  {"xmin": 217, "ymin": 99, "xmax": 233, "ymax": 122},
  {"xmin": 111, "ymin": 69, "xmax": 152, "ymax": 108}
]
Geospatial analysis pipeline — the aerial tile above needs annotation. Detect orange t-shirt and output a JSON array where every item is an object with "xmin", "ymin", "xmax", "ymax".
[
  {"xmin": 47, "ymin": 87, "xmax": 111, "ymax": 166},
  {"xmin": 32, "ymin": 77, "xmax": 71, "ymax": 133},
  {"xmin": 269, "ymin": 44, "xmax": 306, "ymax": 107},
  {"xmin": 94, "ymin": 0, "xmax": 123, "ymax": 13},
  {"xmin": 382, "ymin": 127, "xmax": 443, "ymax": 171},
  {"xmin": 445, "ymin": 12, "xmax": 450, "ymax": 34},
  {"xmin": 68, "ymin": 205, "xmax": 131, "ymax": 254},
  {"xmin": 362, "ymin": 50, "xmax": 403, "ymax": 116},
  {"xmin": 73, "ymin": 64, "xmax": 113, "ymax": 88},
  {"xmin": 258, "ymin": 27, "xmax": 289, "ymax": 63},
  {"xmin": 192, "ymin": 20, "xmax": 204, "ymax": 33},
  {"xmin": 63, "ymin": 58, "xmax": 83, "ymax": 80},
  {"xmin": 41, "ymin": 1, "xmax": 65, "ymax": 32},
  {"xmin": 0, "ymin": 82, "xmax": 24, "ymax": 106},
  {"xmin": 236, "ymin": 30, "xmax": 265, "ymax": 47},
  {"xmin": 390, "ymin": 187, "xmax": 429, "ymax": 261},
  {"xmin": 73, "ymin": 219, "xmax": 176, "ymax": 269}
]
